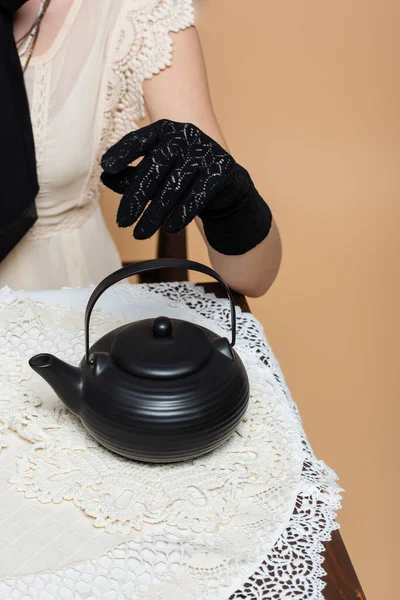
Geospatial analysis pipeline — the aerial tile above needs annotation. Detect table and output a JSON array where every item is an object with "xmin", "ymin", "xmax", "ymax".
[
  {"xmin": 0, "ymin": 240, "xmax": 366, "ymax": 599},
  {"xmin": 134, "ymin": 228, "xmax": 366, "ymax": 600},
  {"xmin": 204, "ymin": 284, "xmax": 366, "ymax": 600}
]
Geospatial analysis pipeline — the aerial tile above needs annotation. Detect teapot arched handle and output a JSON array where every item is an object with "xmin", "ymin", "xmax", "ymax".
[{"xmin": 85, "ymin": 258, "xmax": 237, "ymax": 361}]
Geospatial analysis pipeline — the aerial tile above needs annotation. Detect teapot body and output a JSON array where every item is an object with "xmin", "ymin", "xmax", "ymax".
[
  {"xmin": 29, "ymin": 259, "xmax": 251, "ymax": 463},
  {"xmin": 80, "ymin": 324, "xmax": 249, "ymax": 462}
]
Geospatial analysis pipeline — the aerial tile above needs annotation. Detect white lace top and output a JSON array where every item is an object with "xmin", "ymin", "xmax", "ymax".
[
  {"xmin": 24, "ymin": 0, "xmax": 194, "ymax": 233},
  {"xmin": 0, "ymin": 0, "xmax": 194, "ymax": 291}
]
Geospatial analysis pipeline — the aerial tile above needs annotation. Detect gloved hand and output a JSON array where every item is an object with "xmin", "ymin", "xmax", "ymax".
[{"xmin": 101, "ymin": 119, "xmax": 272, "ymax": 255}]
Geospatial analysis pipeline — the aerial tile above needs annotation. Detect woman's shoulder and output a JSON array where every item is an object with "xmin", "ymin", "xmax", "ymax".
[
  {"xmin": 107, "ymin": 0, "xmax": 195, "ymax": 72},
  {"xmin": 109, "ymin": 0, "xmax": 194, "ymax": 28},
  {"xmin": 103, "ymin": 0, "xmax": 195, "ymax": 144}
]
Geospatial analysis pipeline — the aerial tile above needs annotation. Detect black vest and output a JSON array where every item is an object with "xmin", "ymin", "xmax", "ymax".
[{"xmin": 0, "ymin": 0, "xmax": 39, "ymax": 261}]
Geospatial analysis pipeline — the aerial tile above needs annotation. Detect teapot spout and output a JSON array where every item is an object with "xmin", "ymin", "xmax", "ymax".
[{"xmin": 29, "ymin": 354, "xmax": 83, "ymax": 416}]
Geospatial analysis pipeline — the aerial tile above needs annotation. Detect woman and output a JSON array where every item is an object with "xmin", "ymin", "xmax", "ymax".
[{"xmin": 2, "ymin": 0, "xmax": 281, "ymax": 296}]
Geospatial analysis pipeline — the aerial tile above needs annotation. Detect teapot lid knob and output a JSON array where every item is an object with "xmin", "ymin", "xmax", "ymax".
[{"xmin": 152, "ymin": 316, "xmax": 173, "ymax": 338}]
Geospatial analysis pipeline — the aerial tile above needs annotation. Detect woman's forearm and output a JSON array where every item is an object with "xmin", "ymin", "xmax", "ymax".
[
  {"xmin": 196, "ymin": 217, "xmax": 282, "ymax": 297},
  {"xmin": 140, "ymin": 27, "xmax": 282, "ymax": 296}
]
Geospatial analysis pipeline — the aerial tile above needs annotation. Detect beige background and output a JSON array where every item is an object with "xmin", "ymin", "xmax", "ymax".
[{"xmin": 102, "ymin": 1, "xmax": 399, "ymax": 598}]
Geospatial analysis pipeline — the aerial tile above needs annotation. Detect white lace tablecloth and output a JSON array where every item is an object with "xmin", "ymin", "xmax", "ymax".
[{"xmin": 0, "ymin": 283, "xmax": 341, "ymax": 600}]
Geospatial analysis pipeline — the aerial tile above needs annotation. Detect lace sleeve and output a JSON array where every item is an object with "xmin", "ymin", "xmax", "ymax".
[{"xmin": 106, "ymin": 0, "xmax": 195, "ymax": 147}]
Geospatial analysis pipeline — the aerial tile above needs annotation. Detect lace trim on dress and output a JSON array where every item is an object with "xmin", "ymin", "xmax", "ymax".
[
  {"xmin": 30, "ymin": 62, "xmax": 51, "ymax": 181},
  {"xmin": 107, "ymin": 0, "xmax": 195, "ymax": 145},
  {"xmin": 82, "ymin": 0, "xmax": 195, "ymax": 205}
]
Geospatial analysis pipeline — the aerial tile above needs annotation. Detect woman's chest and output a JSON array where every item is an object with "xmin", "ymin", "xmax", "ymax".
[
  {"xmin": 17, "ymin": 0, "xmax": 117, "ymax": 202},
  {"xmin": 24, "ymin": 57, "xmax": 103, "ymax": 202},
  {"xmin": 22, "ymin": 7, "xmax": 114, "ymax": 204}
]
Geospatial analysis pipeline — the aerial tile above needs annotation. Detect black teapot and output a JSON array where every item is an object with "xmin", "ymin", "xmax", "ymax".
[{"xmin": 29, "ymin": 259, "xmax": 249, "ymax": 463}]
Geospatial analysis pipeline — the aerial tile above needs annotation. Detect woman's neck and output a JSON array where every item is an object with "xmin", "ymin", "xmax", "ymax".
[{"xmin": 13, "ymin": 0, "xmax": 74, "ymax": 59}]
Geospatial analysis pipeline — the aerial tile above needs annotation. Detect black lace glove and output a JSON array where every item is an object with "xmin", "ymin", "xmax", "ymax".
[{"xmin": 101, "ymin": 119, "xmax": 272, "ymax": 255}]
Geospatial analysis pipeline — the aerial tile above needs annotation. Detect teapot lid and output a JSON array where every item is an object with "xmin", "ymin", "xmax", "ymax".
[{"xmin": 111, "ymin": 317, "xmax": 213, "ymax": 380}]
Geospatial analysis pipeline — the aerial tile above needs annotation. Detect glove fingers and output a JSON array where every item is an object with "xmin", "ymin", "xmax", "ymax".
[
  {"xmin": 101, "ymin": 123, "xmax": 160, "ymax": 174},
  {"xmin": 116, "ymin": 142, "xmax": 179, "ymax": 228},
  {"xmin": 164, "ymin": 176, "xmax": 209, "ymax": 234},
  {"xmin": 100, "ymin": 166, "xmax": 137, "ymax": 195},
  {"xmin": 133, "ymin": 163, "xmax": 199, "ymax": 239}
]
